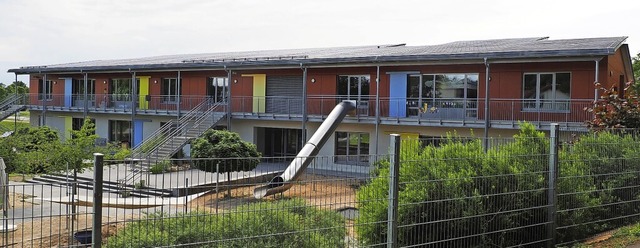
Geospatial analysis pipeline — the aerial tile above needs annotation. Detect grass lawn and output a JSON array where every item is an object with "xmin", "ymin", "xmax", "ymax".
[{"xmin": 0, "ymin": 120, "xmax": 30, "ymax": 131}]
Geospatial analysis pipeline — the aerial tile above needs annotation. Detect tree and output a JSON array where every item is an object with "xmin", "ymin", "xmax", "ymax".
[
  {"xmin": 585, "ymin": 83, "xmax": 640, "ymax": 129},
  {"xmin": 0, "ymin": 81, "xmax": 28, "ymax": 102},
  {"xmin": 191, "ymin": 130, "xmax": 261, "ymax": 195}
]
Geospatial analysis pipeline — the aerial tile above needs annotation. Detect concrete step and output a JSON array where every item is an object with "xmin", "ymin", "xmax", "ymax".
[{"xmin": 28, "ymin": 173, "xmax": 172, "ymax": 198}]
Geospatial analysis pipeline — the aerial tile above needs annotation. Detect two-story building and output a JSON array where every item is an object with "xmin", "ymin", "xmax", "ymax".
[{"xmin": 7, "ymin": 36, "xmax": 633, "ymax": 172}]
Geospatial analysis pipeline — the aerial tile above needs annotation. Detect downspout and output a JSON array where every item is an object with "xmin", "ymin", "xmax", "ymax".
[
  {"xmin": 374, "ymin": 65, "xmax": 380, "ymax": 157},
  {"xmin": 225, "ymin": 66, "xmax": 232, "ymax": 130},
  {"xmin": 42, "ymin": 73, "xmax": 47, "ymax": 126},
  {"xmin": 483, "ymin": 58, "xmax": 490, "ymax": 152},
  {"xmin": 83, "ymin": 71, "xmax": 88, "ymax": 119},
  {"xmin": 301, "ymin": 64, "xmax": 308, "ymax": 142},
  {"xmin": 177, "ymin": 70, "xmax": 181, "ymax": 117},
  {"xmin": 594, "ymin": 59, "xmax": 600, "ymax": 101}
]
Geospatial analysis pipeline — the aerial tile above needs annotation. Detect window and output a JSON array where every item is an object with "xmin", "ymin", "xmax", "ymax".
[
  {"xmin": 109, "ymin": 120, "xmax": 131, "ymax": 146},
  {"xmin": 522, "ymin": 72, "xmax": 571, "ymax": 111},
  {"xmin": 162, "ymin": 78, "xmax": 182, "ymax": 102},
  {"xmin": 73, "ymin": 79, "xmax": 96, "ymax": 97},
  {"xmin": 207, "ymin": 77, "xmax": 228, "ymax": 103},
  {"xmin": 337, "ymin": 75, "xmax": 370, "ymax": 115},
  {"xmin": 406, "ymin": 73, "xmax": 478, "ymax": 116},
  {"xmin": 110, "ymin": 79, "xmax": 132, "ymax": 101},
  {"xmin": 335, "ymin": 132, "xmax": 369, "ymax": 165},
  {"xmin": 37, "ymin": 79, "xmax": 53, "ymax": 100}
]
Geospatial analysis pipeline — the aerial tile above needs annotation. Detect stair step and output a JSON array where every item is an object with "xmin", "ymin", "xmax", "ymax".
[{"xmin": 33, "ymin": 174, "xmax": 172, "ymax": 197}]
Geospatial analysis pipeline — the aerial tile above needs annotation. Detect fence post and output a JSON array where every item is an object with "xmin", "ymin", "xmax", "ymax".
[
  {"xmin": 93, "ymin": 153, "xmax": 104, "ymax": 248},
  {"xmin": 388, "ymin": 134, "xmax": 400, "ymax": 248},
  {"xmin": 547, "ymin": 123, "xmax": 559, "ymax": 248}
]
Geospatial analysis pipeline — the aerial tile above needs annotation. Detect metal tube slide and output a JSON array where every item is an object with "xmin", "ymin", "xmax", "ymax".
[{"xmin": 254, "ymin": 100, "xmax": 356, "ymax": 199}]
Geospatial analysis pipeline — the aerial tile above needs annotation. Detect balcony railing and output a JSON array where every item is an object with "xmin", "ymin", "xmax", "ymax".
[{"xmin": 25, "ymin": 93, "xmax": 595, "ymax": 126}]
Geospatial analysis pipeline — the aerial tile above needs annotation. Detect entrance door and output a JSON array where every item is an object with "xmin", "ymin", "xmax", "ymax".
[{"xmin": 258, "ymin": 128, "xmax": 303, "ymax": 158}]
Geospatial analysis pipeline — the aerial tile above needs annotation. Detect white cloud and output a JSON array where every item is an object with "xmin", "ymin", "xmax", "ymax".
[{"xmin": 1, "ymin": 0, "xmax": 639, "ymax": 83}]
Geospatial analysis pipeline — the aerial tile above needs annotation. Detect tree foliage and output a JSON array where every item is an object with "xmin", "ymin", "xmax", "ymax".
[
  {"xmin": 191, "ymin": 129, "xmax": 261, "ymax": 173},
  {"xmin": 0, "ymin": 81, "xmax": 29, "ymax": 101},
  {"xmin": 585, "ymin": 83, "xmax": 640, "ymax": 129}
]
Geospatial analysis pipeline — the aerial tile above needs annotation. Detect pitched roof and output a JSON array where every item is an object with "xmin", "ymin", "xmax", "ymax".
[{"xmin": 9, "ymin": 36, "xmax": 628, "ymax": 74}]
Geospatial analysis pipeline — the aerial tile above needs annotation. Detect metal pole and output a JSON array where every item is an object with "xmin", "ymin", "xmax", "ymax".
[
  {"xmin": 594, "ymin": 59, "xmax": 600, "ymax": 101},
  {"xmin": 131, "ymin": 71, "xmax": 136, "ymax": 147},
  {"xmin": 226, "ymin": 69, "xmax": 232, "ymax": 130},
  {"xmin": 83, "ymin": 72, "xmax": 88, "ymax": 119},
  {"xmin": 483, "ymin": 58, "xmax": 490, "ymax": 152},
  {"xmin": 547, "ymin": 123, "xmax": 559, "ymax": 248},
  {"xmin": 92, "ymin": 153, "xmax": 104, "ymax": 248},
  {"xmin": 42, "ymin": 74, "xmax": 47, "ymax": 126},
  {"xmin": 387, "ymin": 134, "xmax": 400, "ymax": 248},
  {"xmin": 177, "ymin": 70, "xmax": 181, "ymax": 117},
  {"xmin": 375, "ymin": 66, "xmax": 380, "ymax": 157},
  {"xmin": 14, "ymin": 73, "xmax": 18, "ymax": 132},
  {"xmin": 301, "ymin": 66, "xmax": 308, "ymax": 142}
]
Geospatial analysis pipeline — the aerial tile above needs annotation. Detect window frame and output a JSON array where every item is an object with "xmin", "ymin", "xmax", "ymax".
[
  {"xmin": 521, "ymin": 72, "xmax": 572, "ymax": 112},
  {"xmin": 334, "ymin": 131, "xmax": 370, "ymax": 166},
  {"xmin": 207, "ymin": 77, "xmax": 228, "ymax": 103},
  {"xmin": 37, "ymin": 79, "xmax": 53, "ymax": 101},
  {"xmin": 161, "ymin": 78, "xmax": 181, "ymax": 103},
  {"xmin": 108, "ymin": 120, "xmax": 131, "ymax": 146}
]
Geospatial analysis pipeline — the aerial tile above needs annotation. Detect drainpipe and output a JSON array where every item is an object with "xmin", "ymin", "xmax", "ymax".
[
  {"xmin": 594, "ymin": 59, "xmax": 600, "ymax": 101},
  {"xmin": 177, "ymin": 70, "xmax": 181, "ymax": 117},
  {"xmin": 83, "ymin": 71, "xmax": 88, "ymax": 119},
  {"xmin": 301, "ymin": 65, "xmax": 308, "ymax": 142},
  {"xmin": 42, "ymin": 73, "xmax": 47, "ymax": 126},
  {"xmin": 225, "ymin": 66, "xmax": 232, "ymax": 130},
  {"xmin": 374, "ymin": 65, "xmax": 380, "ymax": 157},
  {"xmin": 483, "ymin": 58, "xmax": 490, "ymax": 152}
]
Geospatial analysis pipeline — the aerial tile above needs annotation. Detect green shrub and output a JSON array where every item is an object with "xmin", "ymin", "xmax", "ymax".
[
  {"xmin": 105, "ymin": 199, "xmax": 345, "ymax": 248},
  {"xmin": 149, "ymin": 160, "xmax": 170, "ymax": 174},
  {"xmin": 191, "ymin": 130, "xmax": 261, "ymax": 174}
]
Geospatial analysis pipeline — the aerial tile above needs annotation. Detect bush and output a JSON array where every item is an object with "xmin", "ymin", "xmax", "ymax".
[
  {"xmin": 356, "ymin": 123, "xmax": 635, "ymax": 247},
  {"xmin": 191, "ymin": 129, "xmax": 261, "ymax": 173},
  {"xmin": 149, "ymin": 160, "xmax": 170, "ymax": 174},
  {"xmin": 106, "ymin": 199, "xmax": 345, "ymax": 248}
]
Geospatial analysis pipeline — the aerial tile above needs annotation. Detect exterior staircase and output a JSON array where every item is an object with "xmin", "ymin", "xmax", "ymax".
[
  {"xmin": 0, "ymin": 94, "xmax": 27, "ymax": 122},
  {"xmin": 130, "ymin": 99, "xmax": 227, "ymax": 161},
  {"xmin": 27, "ymin": 173, "xmax": 173, "ymax": 198}
]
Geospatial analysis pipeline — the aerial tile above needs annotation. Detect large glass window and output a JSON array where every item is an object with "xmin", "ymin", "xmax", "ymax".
[
  {"xmin": 522, "ymin": 72, "xmax": 571, "ymax": 111},
  {"xmin": 407, "ymin": 73, "xmax": 478, "ymax": 116},
  {"xmin": 37, "ymin": 79, "xmax": 53, "ymax": 100},
  {"xmin": 207, "ymin": 77, "xmax": 228, "ymax": 103},
  {"xmin": 72, "ymin": 79, "xmax": 96, "ymax": 104},
  {"xmin": 335, "ymin": 132, "xmax": 369, "ymax": 165},
  {"xmin": 110, "ymin": 79, "xmax": 132, "ymax": 101},
  {"xmin": 109, "ymin": 120, "xmax": 131, "ymax": 146},
  {"xmin": 337, "ymin": 75, "xmax": 370, "ymax": 115},
  {"xmin": 162, "ymin": 78, "xmax": 181, "ymax": 102}
]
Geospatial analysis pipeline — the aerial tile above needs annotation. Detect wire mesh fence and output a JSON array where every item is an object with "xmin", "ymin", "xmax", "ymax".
[{"xmin": 2, "ymin": 127, "xmax": 640, "ymax": 247}]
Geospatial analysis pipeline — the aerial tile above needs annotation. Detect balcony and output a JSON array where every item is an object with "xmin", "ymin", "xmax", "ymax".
[
  {"xmin": 26, "ymin": 94, "xmax": 594, "ymax": 130},
  {"xmin": 27, "ymin": 94, "xmax": 224, "ymax": 116}
]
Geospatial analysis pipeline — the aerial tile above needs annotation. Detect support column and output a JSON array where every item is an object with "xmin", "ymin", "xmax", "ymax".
[
  {"xmin": 226, "ymin": 69, "xmax": 232, "ymax": 130},
  {"xmin": 594, "ymin": 59, "xmax": 600, "ymax": 101},
  {"xmin": 483, "ymin": 58, "xmax": 490, "ymax": 152},
  {"xmin": 131, "ymin": 71, "xmax": 136, "ymax": 147},
  {"xmin": 14, "ymin": 73, "xmax": 18, "ymax": 132},
  {"xmin": 42, "ymin": 74, "xmax": 47, "ymax": 126},
  {"xmin": 301, "ymin": 67, "xmax": 308, "ymax": 142},
  {"xmin": 177, "ymin": 71, "xmax": 181, "ymax": 117},
  {"xmin": 375, "ymin": 66, "xmax": 380, "ymax": 156},
  {"xmin": 83, "ymin": 72, "xmax": 88, "ymax": 119}
]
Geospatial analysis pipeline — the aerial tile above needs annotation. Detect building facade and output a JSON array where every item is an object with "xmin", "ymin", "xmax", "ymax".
[{"xmin": 8, "ymin": 36, "xmax": 634, "ymax": 172}]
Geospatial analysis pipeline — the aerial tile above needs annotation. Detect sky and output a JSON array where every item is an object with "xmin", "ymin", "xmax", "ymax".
[{"xmin": 1, "ymin": 0, "xmax": 639, "ymax": 84}]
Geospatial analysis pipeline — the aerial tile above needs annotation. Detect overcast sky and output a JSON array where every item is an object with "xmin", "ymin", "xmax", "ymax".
[{"xmin": 1, "ymin": 0, "xmax": 639, "ymax": 84}]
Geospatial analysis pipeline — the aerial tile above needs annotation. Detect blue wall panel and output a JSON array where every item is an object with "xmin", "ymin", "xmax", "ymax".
[
  {"xmin": 133, "ymin": 120, "xmax": 144, "ymax": 147},
  {"xmin": 64, "ymin": 78, "xmax": 72, "ymax": 108},
  {"xmin": 389, "ymin": 73, "xmax": 408, "ymax": 117}
]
